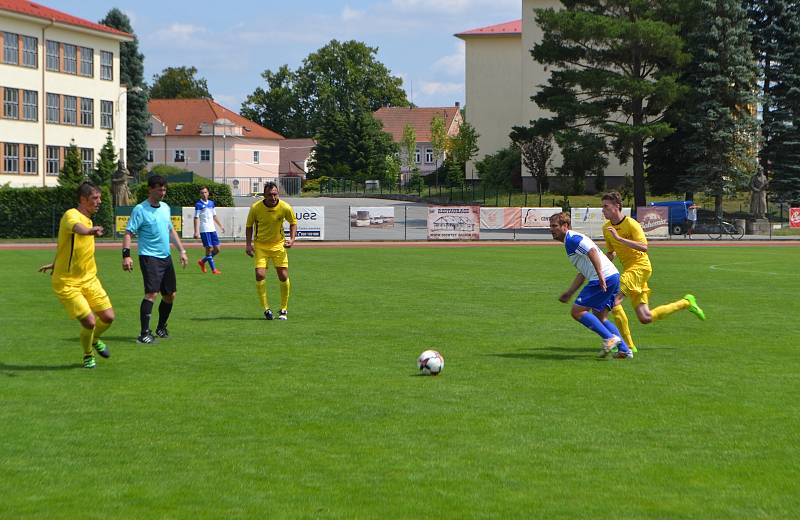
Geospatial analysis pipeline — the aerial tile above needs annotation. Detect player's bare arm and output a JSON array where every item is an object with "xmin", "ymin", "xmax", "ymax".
[
  {"xmin": 588, "ymin": 248, "xmax": 607, "ymax": 292},
  {"xmin": 285, "ymin": 223, "xmax": 297, "ymax": 248},
  {"xmin": 193, "ymin": 217, "xmax": 200, "ymax": 239},
  {"xmin": 73, "ymin": 222, "xmax": 104, "ymax": 237},
  {"xmin": 169, "ymin": 227, "xmax": 189, "ymax": 268},
  {"xmin": 122, "ymin": 231, "xmax": 134, "ymax": 272},
  {"xmin": 245, "ymin": 226, "xmax": 254, "ymax": 257},
  {"xmin": 214, "ymin": 215, "xmax": 225, "ymax": 233},
  {"xmin": 560, "ymin": 273, "xmax": 585, "ymax": 303}
]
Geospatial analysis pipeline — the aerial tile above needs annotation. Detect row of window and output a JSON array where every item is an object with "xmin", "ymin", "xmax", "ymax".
[
  {"xmin": 2, "ymin": 87, "xmax": 113, "ymax": 128},
  {"xmin": 1, "ymin": 143, "xmax": 94, "ymax": 176},
  {"xmin": 1, "ymin": 32, "xmax": 113, "ymax": 80},
  {"xmin": 411, "ymin": 148, "xmax": 435, "ymax": 164},
  {"xmin": 147, "ymin": 150, "xmax": 264, "ymax": 163}
]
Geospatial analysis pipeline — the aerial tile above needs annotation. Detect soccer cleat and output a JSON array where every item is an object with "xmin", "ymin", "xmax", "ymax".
[
  {"xmin": 83, "ymin": 355, "xmax": 96, "ymax": 369},
  {"xmin": 212, "ymin": 269, "xmax": 221, "ymax": 275},
  {"xmin": 93, "ymin": 339, "xmax": 110, "ymax": 359},
  {"xmin": 197, "ymin": 259, "xmax": 207, "ymax": 273},
  {"xmin": 599, "ymin": 335, "xmax": 621, "ymax": 358},
  {"xmin": 264, "ymin": 309, "xmax": 274, "ymax": 320},
  {"xmin": 278, "ymin": 309, "xmax": 288, "ymax": 320},
  {"xmin": 614, "ymin": 350, "xmax": 634, "ymax": 360},
  {"xmin": 137, "ymin": 331, "xmax": 156, "ymax": 344},
  {"xmin": 684, "ymin": 294, "xmax": 706, "ymax": 321},
  {"xmin": 155, "ymin": 327, "xmax": 169, "ymax": 339}
]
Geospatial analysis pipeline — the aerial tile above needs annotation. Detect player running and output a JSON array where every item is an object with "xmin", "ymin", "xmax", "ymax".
[
  {"xmin": 194, "ymin": 186, "xmax": 225, "ymax": 275},
  {"xmin": 601, "ymin": 191, "xmax": 705, "ymax": 352},
  {"xmin": 39, "ymin": 182, "xmax": 115, "ymax": 369},
  {"xmin": 245, "ymin": 182, "xmax": 297, "ymax": 321},
  {"xmin": 550, "ymin": 212, "xmax": 633, "ymax": 359}
]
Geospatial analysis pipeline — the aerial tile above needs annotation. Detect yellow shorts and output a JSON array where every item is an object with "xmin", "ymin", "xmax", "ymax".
[
  {"xmin": 254, "ymin": 242, "xmax": 288, "ymax": 269},
  {"xmin": 619, "ymin": 268, "xmax": 652, "ymax": 307},
  {"xmin": 52, "ymin": 277, "xmax": 112, "ymax": 320}
]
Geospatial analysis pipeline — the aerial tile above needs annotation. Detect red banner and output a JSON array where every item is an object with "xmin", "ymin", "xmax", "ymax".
[{"xmin": 790, "ymin": 208, "xmax": 800, "ymax": 228}]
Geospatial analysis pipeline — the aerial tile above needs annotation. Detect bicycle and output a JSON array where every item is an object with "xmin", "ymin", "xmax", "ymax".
[{"xmin": 706, "ymin": 216, "xmax": 745, "ymax": 240}]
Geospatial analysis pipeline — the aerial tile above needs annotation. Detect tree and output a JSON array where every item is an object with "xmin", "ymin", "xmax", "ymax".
[
  {"xmin": 475, "ymin": 145, "xmax": 521, "ymax": 191},
  {"xmin": 430, "ymin": 114, "xmax": 447, "ymax": 188},
  {"xmin": 511, "ymin": 126, "xmax": 553, "ymax": 205},
  {"xmin": 242, "ymin": 40, "xmax": 409, "ymax": 138},
  {"xmin": 401, "ymin": 123, "xmax": 417, "ymax": 177},
  {"xmin": 555, "ymin": 130, "xmax": 608, "ymax": 194},
  {"xmin": 100, "ymin": 9, "xmax": 149, "ymax": 178},
  {"xmin": 91, "ymin": 133, "xmax": 117, "ymax": 187},
  {"xmin": 531, "ymin": 1, "xmax": 689, "ymax": 208},
  {"xmin": 681, "ymin": 0, "xmax": 759, "ymax": 216},
  {"xmin": 150, "ymin": 66, "xmax": 212, "ymax": 99},
  {"xmin": 446, "ymin": 121, "xmax": 479, "ymax": 182},
  {"xmin": 58, "ymin": 141, "xmax": 84, "ymax": 188}
]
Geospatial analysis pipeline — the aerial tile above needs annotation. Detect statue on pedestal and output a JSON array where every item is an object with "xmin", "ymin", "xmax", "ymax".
[
  {"xmin": 749, "ymin": 166, "xmax": 768, "ymax": 220},
  {"xmin": 111, "ymin": 161, "xmax": 133, "ymax": 207}
]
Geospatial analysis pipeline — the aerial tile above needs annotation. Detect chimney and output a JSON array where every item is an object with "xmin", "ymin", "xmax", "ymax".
[{"xmin": 455, "ymin": 101, "xmax": 460, "ymax": 108}]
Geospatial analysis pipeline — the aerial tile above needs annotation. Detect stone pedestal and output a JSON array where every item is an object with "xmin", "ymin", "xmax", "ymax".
[{"xmin": 746, "ymin": 218, "xmax": 770, "ymax": 235}]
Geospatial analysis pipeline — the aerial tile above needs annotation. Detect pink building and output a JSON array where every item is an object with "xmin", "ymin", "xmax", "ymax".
[{"xmin": 146, "ymin": 98, "xmax": 284, "ymax": 195}]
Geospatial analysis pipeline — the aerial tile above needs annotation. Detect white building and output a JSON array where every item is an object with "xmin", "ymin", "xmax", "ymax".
[{"xmin": 0, "ymin": 0, "xmax": 133, "ymax": 187}]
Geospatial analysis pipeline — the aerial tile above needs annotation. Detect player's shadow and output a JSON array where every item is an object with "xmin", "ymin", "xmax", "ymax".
[
  {"xmin": 189, "ymin": 316, "xmax": 265, "ymax": 321},
  {"xmin": 0, "ymin": 362, "xmax": 78, "ymax": 372},
  {"xmin": 489, "ymin": 347, "xmax": 591, "ymax": 361}
]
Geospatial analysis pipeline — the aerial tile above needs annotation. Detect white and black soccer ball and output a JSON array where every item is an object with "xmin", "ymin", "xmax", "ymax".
[{"xmin": 417, "ymin": 350, "xmax": 444, "ymax": 376}]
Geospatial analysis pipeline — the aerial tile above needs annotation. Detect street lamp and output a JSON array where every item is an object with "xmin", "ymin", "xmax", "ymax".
[{"xmin": 212, "ymin": 118, "xmax": 234, "ymax": 186}]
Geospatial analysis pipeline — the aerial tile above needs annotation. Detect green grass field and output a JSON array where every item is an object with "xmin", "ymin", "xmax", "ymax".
[{"xmin": 1, "ymin": 244, "xmax": 798, "ymax": 519}]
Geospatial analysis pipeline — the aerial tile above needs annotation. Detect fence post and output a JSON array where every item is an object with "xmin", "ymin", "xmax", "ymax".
[
  {"xmin": 348, "ymin": 206, "xmax": 351, "ymax": 241},
  {"xmin": 404, "ymin": 205, "xmax": 408, "ymax": 241}
]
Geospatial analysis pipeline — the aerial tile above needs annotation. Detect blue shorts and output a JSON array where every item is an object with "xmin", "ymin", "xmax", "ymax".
[
  {"xmin": 200, "ymin": 231, "xmax": 220, "ymax": 248},
  {"xmin": 574, "ymin": 273, "xmax": 620, "ymax": 312}
]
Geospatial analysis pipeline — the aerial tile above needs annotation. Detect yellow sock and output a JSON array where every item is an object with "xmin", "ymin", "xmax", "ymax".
[
  {"xmin": 256, "ymin": 280, "xmax": 268, "ymax": 309},
  {"xmin": 612, "ymin": 305, "xmax": 637, "ymax": 352},
  {"xmin": 94, "ymin": 317, "xmax": 112, "ymax": 343},
  {"xmin": 280, "ymin": 278, "xmax": 291, "ymax": 310},
  {"xmin": 79, "ymin": 325, "xmax": 95, "ymax": 357},
  {"xmin": 650, "ymin": 299, "xmax": 689, "ymax": 321}
]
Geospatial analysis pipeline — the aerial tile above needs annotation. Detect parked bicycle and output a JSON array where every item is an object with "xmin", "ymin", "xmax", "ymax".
[{"xmin": 706, "ymin": 216, "xmax": 745, "ymax": 240}]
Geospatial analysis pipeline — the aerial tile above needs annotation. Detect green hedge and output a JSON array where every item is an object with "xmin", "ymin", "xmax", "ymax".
[
  {"xmin": 0, "ymin": 185, "xmax": 113, "ymax": 239},
  {"xmin": 134, "ymin": 180, "xmax": 233, "ymax": 208}
]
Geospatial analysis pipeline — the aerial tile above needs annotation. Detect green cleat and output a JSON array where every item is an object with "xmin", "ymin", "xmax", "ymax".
[
  {"xmin": 684, "ymin": 294, "xmax": 706, "ymax": 321},
  {"xmin": 83, "ymin": 355, "xmax": 96, "ymax": 369},
  {"xmin": 93, "ymin": 339, "xmax": 110, "ymax": 358}
]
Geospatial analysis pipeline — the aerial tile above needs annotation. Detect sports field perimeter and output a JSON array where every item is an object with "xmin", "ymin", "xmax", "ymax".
[{"xmin": 1, "ymin": 244, "xmax": 798, "ymax": 518}]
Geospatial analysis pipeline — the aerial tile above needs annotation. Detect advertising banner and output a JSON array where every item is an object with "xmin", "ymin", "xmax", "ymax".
[
  {"xmin": 287, "ymin": 206, "xmax": 325, "ymax": 240},
  {"xmin": 636, "ymin": 206, "xmax": 669, "ymax": 238},
  {"xmin": 350, "ymin": 207, "xmax": 396, "ymax": 228},
  {"xmin": 427, "ymin": 206, "xmax": 480, "ymax": 240},
  {"xmin": 790, "ymin": 208, "xmax": 800, "ymax": 228},
  {"xmin": 521, "ymin": 207, "xmax": 563, "ymax": 229},
  {"xmin": 570, "ymin": 207, "xmax": 631, "ymax": 238},
  {"xmin": 480, "ymin": 207, "xmax": 520, "ymax": 229},
  {"xmin": 181, "ymin": 206, "xmax": 249, "ymax": 239}
]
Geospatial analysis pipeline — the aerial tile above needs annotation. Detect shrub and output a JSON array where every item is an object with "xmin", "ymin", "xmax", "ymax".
[{"xmin": 134, "ymin": 180, "xmax": 233, "ymax": 207}]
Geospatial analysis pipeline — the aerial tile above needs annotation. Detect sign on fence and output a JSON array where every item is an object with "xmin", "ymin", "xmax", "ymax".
[
  {"xmin": 480, "ymin": 207, "xmax": 520, "ymax": 229},
  {"xmin": 790, "ymin": 208, "xmax": 800, "ymax": 228},
  {"xmin": 636, "ymin": 206, "xmax": 669, "ymax": 238},
  {"xmin": 570, "ymin": 207, "xmax": 631, "ymax": 238},
  {"xmin": 521, "ymin": 207, "xmax": 563, "ymax": 229},
  {"xmin": 350, "ymin": 207, "xmax": 395, "ymax": 228},
  {"xmin": 428, "ymin": 206, "xmax": 480, "ymax": 240},
  {"xmin": 286, "ymin": 206, "xmax": 325, "ymax": 240}
]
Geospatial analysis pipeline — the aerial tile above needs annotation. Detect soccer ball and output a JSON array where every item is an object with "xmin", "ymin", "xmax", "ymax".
[{"xmin": 417, "ymin": 350, "xmax": 444, "ymax": 376}]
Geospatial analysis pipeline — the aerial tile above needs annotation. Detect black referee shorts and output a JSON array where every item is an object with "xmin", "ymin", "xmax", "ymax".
[{"xmin": 139, "ymin": 255, "xmax": 177, "ymax": 295}]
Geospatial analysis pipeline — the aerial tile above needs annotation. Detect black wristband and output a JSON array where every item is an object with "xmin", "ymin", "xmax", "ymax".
[{"xmin": 122, "ymin": 248, "xmax": 131, "ymax": 258}]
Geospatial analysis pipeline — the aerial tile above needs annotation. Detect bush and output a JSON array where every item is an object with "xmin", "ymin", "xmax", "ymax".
[
  {"xmin": 0, "ymin": 185, "xmax": 113, "ymax": 238},
  {"xmin": 134, "ymin": 180, "xmax": 233, "ymax": 207}
]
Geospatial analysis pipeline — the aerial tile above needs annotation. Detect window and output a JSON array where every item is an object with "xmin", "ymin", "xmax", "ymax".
[
  {"xmin": 146, "ymin": 150, "xmax": 154, "ymax": 162},
  {"xmin": 80, "ymin": 98, "xmax": 93, "ymax": 126},
  {"xmin": 200, "ymin": 149, "xmax": 210, "ymax": 161},
  {"xmin": 3, "ymin": 143, "xmax": 18, "ymax": 173},
  {"xmin": 46, "ymin": 93, "xmax": 60, "ymax": 123},
  {"xmin": 63, "ymin": 96, "xmax": 76, "ymax": 125},
  {"xmin": 253, "ymin": 150, "xmax": 260, "ymax": 164},
  {"xmin": 79, "ymin": 46, "xmax": 93, "ymax": 76},
  {"xmin": 100, "ymin": 51, "xmax": 113, "ymax": 80},
  {"xmin": 22, "ymin": 36, "xmax": 37, "ymax": 68},
  {"xmin": 81, "ymin": 148, "xmax": 93, "ymax": 175},
  {"xmin": 23, "ymin": 144, "xmax": 37, "ymax": 174},
  {"xmin": 22, "ymin": 90, "xmax": 37, "ymax": 121},
  {"xmin": 100, "ymin": 100, "xmax": 113, "ymax": 129},
  {"xmin": 424, "ymin": 148, "xmax": 433, "ymax": 164},
  {"xmin": 174, "ymin": 150, "xmax": 185, "ymax": 162},
  {"xmin": 63, "ymin": 44, "xmax": 77, "ymax": 74},
  {"xmin": 46, "ymin": 146, "xmax": 60, "ymax": 175},
  {"xmin": 414, "ymin": 148, "xmax": 420, "ymax": 164},
  {"xmin": 3, "ymin": 32, "xmax": 18, "ymax": 65},
  {"xmin": 46, "ymin": 40, "xmax": 59, "ymax": 71},
  {"xmin": 3, "ymin": 88, "xmax": 19, "ymax": 119}
]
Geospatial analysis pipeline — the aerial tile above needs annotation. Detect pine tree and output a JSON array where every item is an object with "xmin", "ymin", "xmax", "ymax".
[
  {"xmin": 59, "ymin": 142, "xmax": 84, "ymax": 188},
  {"xmin": 682, "ymin": 0, "xmax": 759, "ymax": 216},
  {"xmin": 99, "ymin": 9, "xmax": 149, "ymax": 178},
  {"xmin": 91, "ymin": 133, "xmax": 117, "ymax": 187}
]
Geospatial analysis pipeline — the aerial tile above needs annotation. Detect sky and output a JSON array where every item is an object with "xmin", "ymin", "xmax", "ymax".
[{"xmin": 43, "ymin": 0, "xmax": 521, "ymax": 112}]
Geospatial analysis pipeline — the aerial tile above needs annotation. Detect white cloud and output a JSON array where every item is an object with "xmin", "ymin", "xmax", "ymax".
[
  {"xmin": 432, "ymin": 42, "xmax": 465, "ymax": 77},
  {"xmin": 390, "ymin": 0, "xmax": 518, "ymax": 14},
  {"xmin": 420, "ymin": 81, "xmax": 462, "ymax": 96},
  {"xmin": 342, "ymin": 5, "xmax": 365, "ymax": 22},
  {"xmin": 151, "ymin": 23, "xmax": 208, "ymax": 45}
]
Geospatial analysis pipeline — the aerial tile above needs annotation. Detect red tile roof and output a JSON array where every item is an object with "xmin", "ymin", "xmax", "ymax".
[
  {"xmin": 374, "ymin": 106, "xmax": 462, "ymax": 142},
  {"xmin": 148, "ymin": 98, "xmax": 284, "ymax": 140},
  {"xmin": 455, "ymin": 19, "xmax": 522, "ymax": 37},
  {"xmin": 279, "ymin": 138, "xmax": 315, "ymax": 176},
  {"xmin": 0, "ymin": 0, "xmax": 133, "ymax": 39}
]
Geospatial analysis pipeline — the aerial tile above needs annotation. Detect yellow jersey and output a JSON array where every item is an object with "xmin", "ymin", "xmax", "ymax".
[
  {"xmin": 602, "ymin": 216, "xmax": 651, "ymax": 271},
  {"xmin": 246, "ymin": 199, "xmax": 297, "ymax": 246},
  {"xmin": 52, "ymin": 208, "xmax": 97, "ymax": 285}
]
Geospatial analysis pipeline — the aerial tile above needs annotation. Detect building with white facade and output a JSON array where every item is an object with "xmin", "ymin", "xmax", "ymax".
[{"xmin": 0, "ymin": 0, "xmax": 133, "ymax": 187}]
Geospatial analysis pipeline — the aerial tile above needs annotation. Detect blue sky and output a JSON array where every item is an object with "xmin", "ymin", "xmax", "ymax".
[{"xmin": 43, "ymin": 0, "xmax": 520, "ymax": 111}]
